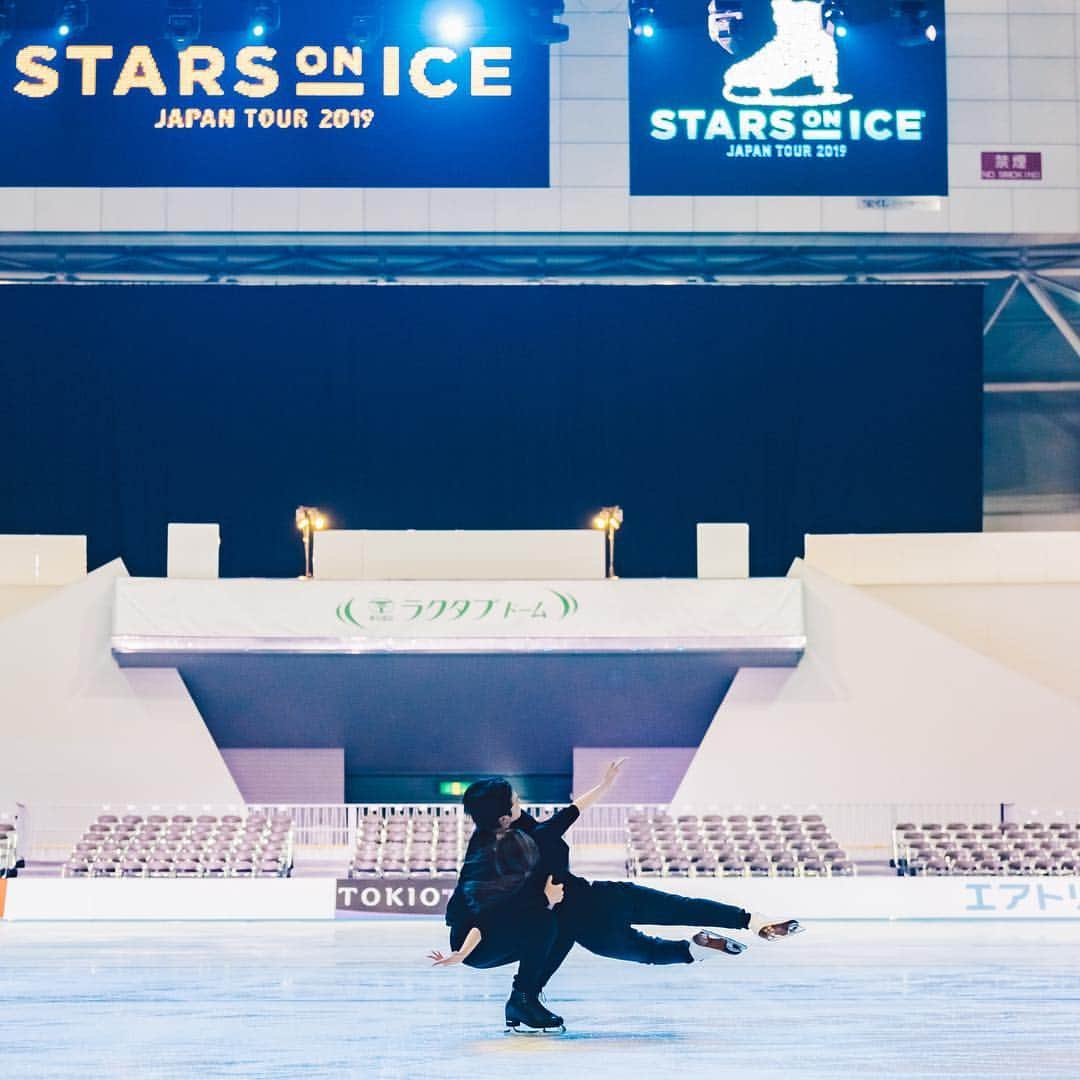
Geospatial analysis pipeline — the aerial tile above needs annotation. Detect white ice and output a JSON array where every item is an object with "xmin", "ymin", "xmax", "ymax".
[{"xmin": 2, "ymin": 920, "xmax": 1079, "ymax": 1079}]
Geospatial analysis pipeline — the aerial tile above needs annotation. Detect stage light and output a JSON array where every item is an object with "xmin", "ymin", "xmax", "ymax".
[
  {"xmin": 0, "ymin": 1, "xmax": 15, "ymax": 49},
  {"xmin": 164, "ymin": 0, "xmax": 202, "ymax": 49},
  {"xmin": 346, "ymin": 0, "xmax": 383, "ymax": 47},
  {"xmin": 436, "ymin": 12, "xmax": 469, "ymax": 44},
  {"xmin": 706, "ymin": 1, "xmax": 745, "ymax": 56},
  {"xmin": 892, "ymin": 1, "xmax": 937, "ymax": 47},
  {"xmin": 629, "ymin": 0, "xmax": 657, "ymax": 39},
  {"xmin": 56, "ymin": 0, "xmax": 87, "ymax": 39},
  {"xmin": 591, "ymin": 505, "xmax": 624, "ymax": 580},
  {"xmin": 248, "ymin": 0, "xmax": 280, "ymax": 39},
  {"xmin": 295, "ymin": 506, "xmax": 330, "ymax": 579},
  {"xmin": 423, "ymin": 1, "xmax": 484, "ymax": 46},
  {"xmin": 823, "ymin": 2, "xmax": 849, "ymax": 39},
  {"xmin": 528, "ymin": 0, "xmax": 570, "ymax": 46}
]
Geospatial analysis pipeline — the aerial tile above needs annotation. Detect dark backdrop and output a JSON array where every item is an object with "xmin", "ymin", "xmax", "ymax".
[{"xmin": 0, "ymin": 284, "xmax": 983, "ymax": 578}]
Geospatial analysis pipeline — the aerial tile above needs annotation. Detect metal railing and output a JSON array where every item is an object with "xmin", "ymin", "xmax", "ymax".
[{"xmin": 22, "ymin": 800, "xmax": 1080, "ymax": 865}]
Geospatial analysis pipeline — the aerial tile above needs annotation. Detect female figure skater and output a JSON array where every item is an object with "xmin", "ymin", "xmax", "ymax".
[{"xmin": 430, "ymin": 759, "xmax": 803, "ymax": 1030}]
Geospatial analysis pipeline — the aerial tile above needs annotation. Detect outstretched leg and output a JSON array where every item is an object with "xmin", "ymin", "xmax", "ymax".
[
  {"xmin": 566, "ymin": 881, "xmax": 746, "ymax": 966},
  {"xmin": 595, "ymin": 879, "xmax": 752, "ymax": 931}
]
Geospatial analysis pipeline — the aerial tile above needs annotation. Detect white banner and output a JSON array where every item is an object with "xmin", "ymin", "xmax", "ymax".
[
  {"xmin": 111, "ymin": 577, "xmax": 805, "ymax": 657},
  {"xmin": 7, "ymin": 876, "xmax": 1078, "ymax": 922}
]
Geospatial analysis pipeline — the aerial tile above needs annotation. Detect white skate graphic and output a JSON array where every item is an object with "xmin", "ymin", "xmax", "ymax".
[{"xmin": 719, "ymin": 0, "xmax": 853, "ymax": 106}]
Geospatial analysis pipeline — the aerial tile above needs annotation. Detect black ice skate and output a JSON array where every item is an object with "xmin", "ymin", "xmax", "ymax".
[
  {"xmin": 504, "ymin": 990, "xmax": 566, "ymax": 1034},
  {"xmin": 691, "ymin": 929, "xmax": 748, "ymax": 957}
]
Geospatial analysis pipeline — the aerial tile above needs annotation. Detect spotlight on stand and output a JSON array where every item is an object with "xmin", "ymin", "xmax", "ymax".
[
  {"xmin": 629, "ymin": 0, "xmax": 657, "ymax": 39},
  {"xmin": 892, "ymin": 1, "xmax": 937, "ymax": 46},
  {"xmin": 57, "ymin": 0, "xmax": 87, "ymax": 38},
  {"xmin": 528, "ymin": 0, "xmax": 569, "ymax": 46},
  {"xmin": 346, "ymin": 0, "xmax": 383, "ymax": 47},
  {"xmin": 295, "ymin": 506, "xmax": 329, "ymax": 580},
  {"xmin": 0, "ymin": 1, "xmax": 15, "ymax": 48},
  {"xmin": 823, "ymin": 1, "xmax": 849, "ymax": 38},
  {"xmin": 591, "ymin": 505, "xmax": 624, "ymax": 580},
  {"xmin": 249, "ymin": 0, "xmax": 280, "ymax": 39},
  {"xmin": 706, "ymin": 1, "xmax": 744, "ymax": 55},
  {"xmin": 164, "ymin": 0, "xmax": 202, "ymax": 49}
]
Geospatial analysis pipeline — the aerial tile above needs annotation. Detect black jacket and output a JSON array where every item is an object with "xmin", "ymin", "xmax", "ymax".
[{"xmin": 444, "ymin": 805, "xmax": 585, "ymax": 931}]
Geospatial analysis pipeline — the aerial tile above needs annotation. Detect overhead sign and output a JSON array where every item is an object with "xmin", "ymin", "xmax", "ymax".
[
  {"xmin": 109, "ymin": 577, "xmax": 806, "ymax": 657},
  {"xmin": 630, "ymin": 0, "xmax": 948, "ymax": 196},
  {"xmin": 0, "ymin": 3, "xmax": 550, "ymax": 186}
]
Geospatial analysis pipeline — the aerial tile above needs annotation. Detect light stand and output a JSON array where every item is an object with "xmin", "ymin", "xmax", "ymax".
[
  {"xmin": 295, "ymin": 505, "xmax": 328, "ymax": 579},
  {"xmin": 592, "ymin": 505, "xmax": 624, "ymax": 579}
]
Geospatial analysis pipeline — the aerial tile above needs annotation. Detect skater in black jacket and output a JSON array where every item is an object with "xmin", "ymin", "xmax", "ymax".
[
  {"xmin": 430, "ymin": 787, "xmax": 575, "ymax": 1032},
  {"xmin": 430, "ymin": 761, "xmax": 804, "ymax": 1031}
]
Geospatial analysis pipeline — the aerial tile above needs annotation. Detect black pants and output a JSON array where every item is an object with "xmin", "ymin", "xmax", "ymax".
[
  {"xmin": 450, "ymin": 907, "xmax": 561, "ymax": 996},
  {"xmin": 538, "ymin": 880, "xmax": 751, "ymax": 985}
]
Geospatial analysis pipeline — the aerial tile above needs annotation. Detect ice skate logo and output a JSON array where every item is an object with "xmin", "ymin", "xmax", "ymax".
[{"xmin": 711, "ymin": 0, "xmax": 853, "ymax": 107}]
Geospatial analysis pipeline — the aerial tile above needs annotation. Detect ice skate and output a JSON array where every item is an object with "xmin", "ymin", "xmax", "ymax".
[
  {"xmin": 722, "ymin": 0, "xmax": 852, "ymax": 106},
  {"xmin": 504, "ymin": 990, "xmax": 566, "ymax": 1034},
  {"xmin": 749, "ymin": 914, "xmax": 805, "ymax": 941},
  {"xmin": 690, "ymin": 929, "xmax": 748, "ymax": 958}
]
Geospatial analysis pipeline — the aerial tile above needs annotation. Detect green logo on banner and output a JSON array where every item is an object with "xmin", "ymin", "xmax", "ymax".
[{"xmin": 335, "ymin": 589, "xmax": 580, "ymax": 629}]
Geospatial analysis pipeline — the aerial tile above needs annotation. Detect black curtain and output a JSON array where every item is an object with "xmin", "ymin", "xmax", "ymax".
[{"xmin": 0, "ymin": 283, "xmax": 983, "ymax": 577}]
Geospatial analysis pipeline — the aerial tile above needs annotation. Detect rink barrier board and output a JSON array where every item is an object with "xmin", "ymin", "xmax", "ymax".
[{"xmin": 3, "ymin": 876, "xmax": 1080, "ymax": 922}]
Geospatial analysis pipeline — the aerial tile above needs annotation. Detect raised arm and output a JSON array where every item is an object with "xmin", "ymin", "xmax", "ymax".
[{"xmin": 572, "ymin": 757, "xmax": 627, "ymax": 815}]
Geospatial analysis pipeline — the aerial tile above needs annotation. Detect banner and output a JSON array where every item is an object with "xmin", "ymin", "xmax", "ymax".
[
  {"xmin": 336, "ymin": 878, "xmax": 457, "ymax": 917},
  {"xmin": 0, "ymin": 1, "xmax": 549, "ymax": 187},
  {"xmin": 630, "ymin": 0, "xmax": 947, "ymax": 196},
  {"xmin": 110, "ymin": 577, "xmax": 806, "ymax": 657}
]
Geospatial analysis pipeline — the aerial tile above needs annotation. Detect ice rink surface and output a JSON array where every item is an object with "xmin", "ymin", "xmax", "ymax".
[{"xmin": 2, "ymin": 920, "xmax": 1080, "ymax": 1079}]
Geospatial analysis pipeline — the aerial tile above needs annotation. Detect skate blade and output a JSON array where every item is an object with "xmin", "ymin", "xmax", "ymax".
[
  {"xmin": 722, "ymin": 89, "xmax": 853, "ymax": 107},
  {"xmin": 505, "ymin": 1022, "xmax": 566, "ymax": 1036},
  {"xmin": 696, "ymin": 931, "xmax": 748, "ymax": 955}
]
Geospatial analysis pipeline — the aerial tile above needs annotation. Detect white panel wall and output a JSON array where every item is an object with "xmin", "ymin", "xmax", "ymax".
[
  {"xmin": 0, "ymin": 561, "xmax": 241, "ymax": 839},
  {"xmin": 2, "ymin": 0, "xmax": 1074, "ymax": 235},
  {"xmin": 866, "ymin": 582, "xmax": 1080, "ymax": 703},
  {"xmin": 674, "ymin": 559, "xmax": 1080, "ymax": 807},
  {"xmin": 314, "ymin": 529, "xmax": 606, "ymax": 580},
  {"xmin": 0, "ymin": 535, "xmax": 86, "ymax": 585},
  {"xmin": 804, "ymin": 530, "xmax": 1080, "ymax": 583}
]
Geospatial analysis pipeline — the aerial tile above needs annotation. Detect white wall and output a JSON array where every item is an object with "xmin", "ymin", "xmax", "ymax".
[
  {"xmin": 801, "ymin": 531, "xmax": 1080, "ymax": 703},
  {"xmin": 0, "ymin": 586, "xmax": 62, "ymax": 621},
  {"xmin": 865, "ymin": 583, "xmax": 1080, "ymax": 703},
  {"xmin": 1, "ymin": 0, "xmax": 1073, "ymax": 235},
  {"xmin": 674, "ymin": 559, "xmax": 1080, "ymax": 807},
  {"xmin": 0, "ymin": 561, "xmax": 241, "ymax": 837}
]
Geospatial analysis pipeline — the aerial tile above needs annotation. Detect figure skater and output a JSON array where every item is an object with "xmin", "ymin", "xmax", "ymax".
[{"xmin": 430, "ymin": 760, "xmax": 803, "ymax": 1031}]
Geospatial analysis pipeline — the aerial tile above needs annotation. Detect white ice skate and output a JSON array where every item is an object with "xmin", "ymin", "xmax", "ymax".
[
  {"xmin": 749, "ymin": 913, "xmax": 805, "ymax": 941},
  {"xmin": 722, "ymin": 0, "xmax": 852, "ymax": 107},
  {"xmin": 689, "ymin": 930, "xmax": 748, "ymax": 959}
]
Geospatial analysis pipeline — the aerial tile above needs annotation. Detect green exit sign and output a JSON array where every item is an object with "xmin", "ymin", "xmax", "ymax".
[{"xmin": 439, "ymin": 780, "xmax": 471, "ymax": 797}]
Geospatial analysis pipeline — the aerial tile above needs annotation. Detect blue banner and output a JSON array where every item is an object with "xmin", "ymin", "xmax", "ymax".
[
  {"xmin": 630, "ymin": 0, "xmax": 947, "ymax": 196},
  {"xmin": 0, "ymin": 1, "xmax": 550, "ymax": 187}
]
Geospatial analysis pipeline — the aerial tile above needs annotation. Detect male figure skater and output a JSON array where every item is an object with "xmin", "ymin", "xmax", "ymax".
[{"xmin": 430, "ymin": 760, "xmax": 803, "ymax": 1030}]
